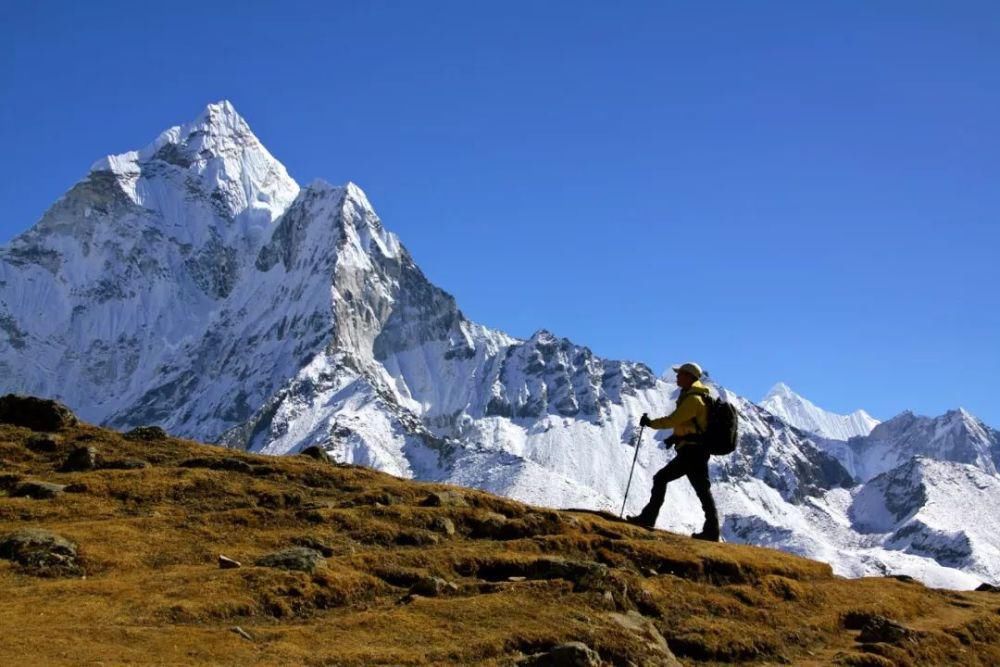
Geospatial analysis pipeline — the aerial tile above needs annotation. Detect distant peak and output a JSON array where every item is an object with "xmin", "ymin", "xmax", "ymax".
[
  {"xmin": 761, "ymin": 381, "xmax": 880, "ymax": 440},
  {"xmin": 764, "ymin": 382, "xmax": 796, "ymax": 400},
  {"xmin": 189, "ymin": 100, "xmax": 251, "ymax": 137},
  {"xmin": 948, "ymin": 407, "xmax": 980, "ymax": 424}
]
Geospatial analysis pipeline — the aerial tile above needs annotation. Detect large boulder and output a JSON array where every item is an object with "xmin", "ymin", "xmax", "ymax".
[
  {"xmin": 255, "ymin": 547, "xmax": 324, "ymax": 573},
  {"xmin": 0, "ymin": 395, "xmax": 78, "ymax": 432},
  {"xmin": 61, "ymin": 446, "xmax": 99, "ymax": 472},
  {"xmin": 856, "ymin": 615, "xmax": 919, "ymax": 644},
  {"xmin": 607, "ymin": 611, "xmax": 682, "ymax": 665},
  {"xmin": 0, "ymin": 529, "xmax": 82, "ymax": 576},
  {"xmin": 12, "ymin": 481, "xmax": 67, "ymax": 499},
  {"xmin": 409, "ymin": 576, "xmax": 458, "ymax": 597},
  {"xmin": 519, "ymin": 642, "xmax": 601, "ymax": 666}
]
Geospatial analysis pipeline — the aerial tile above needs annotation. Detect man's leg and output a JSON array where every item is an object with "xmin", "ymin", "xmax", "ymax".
[
  {"xmin": 631, "ymin": 451, "xmax": 690, "ymax": 526},
  {"xmin": 686, "ymin": 450, "xmax": 719, "ymax": 540}
]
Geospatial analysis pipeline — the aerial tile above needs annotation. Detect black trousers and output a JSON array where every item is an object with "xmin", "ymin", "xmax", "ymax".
[{"xmin": 639, "ymin": 445, "xmax": 719, "ymax": 532}]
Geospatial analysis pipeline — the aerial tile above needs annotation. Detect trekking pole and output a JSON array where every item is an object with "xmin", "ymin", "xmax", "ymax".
[{"xmin": 619, "ymin": 424, "xmax": 645, "ymax": 518}]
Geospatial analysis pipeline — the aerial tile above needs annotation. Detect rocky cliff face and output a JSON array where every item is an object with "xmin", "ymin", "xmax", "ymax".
[{"xmin": 3, "ymin": 102, "xmax": 998, "ymax": 588}]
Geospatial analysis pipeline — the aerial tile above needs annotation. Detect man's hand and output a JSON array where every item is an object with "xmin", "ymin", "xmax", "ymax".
[{"xmin": 639, "ymin": 413, "xmax": 652, "ymax": 428}]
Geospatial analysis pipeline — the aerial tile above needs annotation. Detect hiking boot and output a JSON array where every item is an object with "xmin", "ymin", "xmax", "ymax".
[
  {"xmin": 691, "ymin": 530, "xmax": 720, "ymax": 542},
  {"xmin": 625, "ymin": 513, "xmax": 656, "ymax": 529}
]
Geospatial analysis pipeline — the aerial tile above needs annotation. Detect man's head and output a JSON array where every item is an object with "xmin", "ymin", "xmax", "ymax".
[{"xmin": 672, "ymin": 362, "xmax": 703, "ymax": 390}]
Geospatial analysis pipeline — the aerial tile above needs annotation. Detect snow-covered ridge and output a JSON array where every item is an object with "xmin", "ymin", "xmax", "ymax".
[
  {"xmin": 761, "ymin": 382, "xmax": 879, "ymax": 440},
  {"xmin": 3, "ymin": 102, "xmax": 999, "ymax": 589},
  {"xmin": 90, "ymin": 99, "xmax": 299, "ymax": 227},
  {"xmin": 842, "ymin": 408, "xmax": 1000, "ymax": 482}
]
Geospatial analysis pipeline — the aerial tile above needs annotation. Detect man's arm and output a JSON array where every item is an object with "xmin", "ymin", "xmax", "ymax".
[{"xmin": 644, "ymin": 395, "xmax": 702, "ymax": 430}]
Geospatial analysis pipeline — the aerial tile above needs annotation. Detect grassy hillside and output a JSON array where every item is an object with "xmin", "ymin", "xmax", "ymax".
[{"xmin": 2, "ymin": 411, "xmax": 999, "ymax": 665}]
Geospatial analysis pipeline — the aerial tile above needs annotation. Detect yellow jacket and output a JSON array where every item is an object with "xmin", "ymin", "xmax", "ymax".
[{"xmin": 648, "ymin": 381, "xmax": 711, "ymax": 447}]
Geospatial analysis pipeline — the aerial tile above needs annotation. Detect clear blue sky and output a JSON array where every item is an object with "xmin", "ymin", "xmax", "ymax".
[{"xmin": 2, "ymin": 2, "xmax": 999, "ymax": 426}]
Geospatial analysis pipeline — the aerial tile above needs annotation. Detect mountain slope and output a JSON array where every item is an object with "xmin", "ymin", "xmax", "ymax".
[
  {"xmin": 3, "ymin": 416, "xmax": 1000, "ymax": 665},
  {"xmin": 761, "ymin": 383, "xmax": 879, "ymax": 440}
]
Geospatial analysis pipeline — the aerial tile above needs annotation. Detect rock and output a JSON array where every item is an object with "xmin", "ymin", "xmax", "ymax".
[
  {"xmin": 857, "ymin": 616, "xmax": 917, "ymax": 644},
  {"xmin": 429, "ymin": 516, "xmax": 456, "ymax": 537},
  {"xmin": 218, "ymin": 554, "xmax": 242, "ymax": 569},
  {"xmin": 298, "ymin": 445, "xmax": 331, "ymax": 463},
  {"xmin": 292, "ymin": 536, "xmax": 335, "ymax": 557},
  {"xmin": 0, "ymin": 529, "xmax": 82, "ymax": 576},
  {"xmin": 62, "ymin": 446, "xmax": 99, "ymax": 472},
  {"xmin": 420, "ymin": 490, "xmax": 469, "ymax": 508},
  {"xmin": 12, "ymin": 480, "xmax": 67, "ymax": 499},
  {"xmin": 123, "ymin": 425, "xmax": 168, "ymax": 441},
  {"xmin": 231, "ymin": 626, "xmax": 253, "ymax": 642},
  {"xmin": 0, "ymin": 395, "xmax": 78, "ymax": 432},
  {"xmin": 254, "ymin": 547, "xmax": 324, "ymax": 573},
  {"xmin": 608, "ymin": 610, "xmax": 682, "ymax": 665},
  {"xmin": 409, "ymin": 576, "xmax": 458, "ymax": 597},
  {"xmin": 975, "ymin": 583, "xmax": 1000, "ymax": 593},
  {"xmin": 519, "ymin": 642, "xmax": 601, "ymax": 666},
  {"xmin": 25, "ymin": 435, "xmax": 59, "ymax": 453}
]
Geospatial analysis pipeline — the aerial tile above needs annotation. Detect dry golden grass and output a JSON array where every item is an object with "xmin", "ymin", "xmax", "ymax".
[{"xmin": 2, "ymin": 421, "xmax": 1000, "ymax": 665}]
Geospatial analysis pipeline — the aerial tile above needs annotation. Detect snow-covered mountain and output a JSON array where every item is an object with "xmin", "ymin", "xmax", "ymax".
[
  {"xmin": 843, "ymin": 409, "xmax": 1000, "ymax": 482},
  {"xmin": 0, "ymin": 101, "xmax": 298, "ymax": 426},
  {"xmin": 3, "ymin": 102, "xmax": 998, "ymax": 589},
  {"xmin": 761, "ymin": 382, "xmax": 879, "ymax": 440}
]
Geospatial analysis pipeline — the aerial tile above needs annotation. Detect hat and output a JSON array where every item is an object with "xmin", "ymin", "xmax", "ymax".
[{"xmin": 671, "ymin": 362, "xmax": 703, "ymax": 380}]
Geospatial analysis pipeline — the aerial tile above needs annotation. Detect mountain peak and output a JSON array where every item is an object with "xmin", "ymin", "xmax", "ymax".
[
  {"xmin": 765, "ymin": 382, "xmax": 795, "ymax": 398},
  {"xmin": 89, "ymin": 100, "xmax": 253, "ymax": 173},
  {"xmin": 194, "ymin": 99, "xmax": 244, "ymax": 129},
  {"xmin": 761, "ymin": 382, "xmax": 880, "ymax": 440},
  {"xmin": 141, "ymin": 99, "xmax": 258, "ymax": 166},
  {"xmin": 87, "ymin": 100, "xmax": 298, "ymax": 225}
]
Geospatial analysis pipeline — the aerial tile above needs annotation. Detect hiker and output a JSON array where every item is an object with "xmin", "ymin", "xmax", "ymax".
[{"xmin": 627, "ymin": 362, "xmax": 720, "ymax": 541}]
